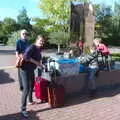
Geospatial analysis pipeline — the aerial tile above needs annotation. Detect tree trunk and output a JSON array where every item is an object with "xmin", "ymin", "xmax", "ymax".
[{"xmin": 57, "ymin": 44, "xmax": 60, "ymax": 53}]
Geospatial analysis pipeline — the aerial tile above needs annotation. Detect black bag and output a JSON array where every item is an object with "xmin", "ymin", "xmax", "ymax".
[{"xmin": 34, "ymin": 67, "xmax": 43, "ymax": 77}]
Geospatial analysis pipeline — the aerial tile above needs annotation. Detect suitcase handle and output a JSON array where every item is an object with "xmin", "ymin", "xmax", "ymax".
[{"xmin": 48, "ymin": 58, "xmax": 59, "ymax": 84}]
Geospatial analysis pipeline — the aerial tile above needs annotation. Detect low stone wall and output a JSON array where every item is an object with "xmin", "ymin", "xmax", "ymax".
[
  {"xmin": 57, "ymin": 70, "xmax": 120, "ymax": 95},
  {"xmin": 96, "ymin": 70, "xmax": 120, "ymax": 87}
]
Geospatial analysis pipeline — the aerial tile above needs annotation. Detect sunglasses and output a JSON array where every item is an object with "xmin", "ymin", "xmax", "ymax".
[{"xmin": 23, "ymin": 33, "xmax": 28, "ymax": 35}]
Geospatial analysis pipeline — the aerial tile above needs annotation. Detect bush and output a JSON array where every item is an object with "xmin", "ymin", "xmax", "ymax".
[
  {"xmin": 111, "ymin": 53, "xmax": 120, "ymax": 61},
  {"xmin": 7, "ymin": 31, "xmax": 20, "ymax": 46}
]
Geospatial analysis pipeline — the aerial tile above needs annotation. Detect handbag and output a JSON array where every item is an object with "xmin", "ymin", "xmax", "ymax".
[
  {"xmin": 16, "ymin": 54, "xmax": 25, "ymax": 68},
  {"xmin": 34, "ymin": 67, "xmax": 42, "ymax": 77}
]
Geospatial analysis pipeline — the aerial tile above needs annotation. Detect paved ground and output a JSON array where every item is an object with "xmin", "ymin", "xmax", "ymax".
[{"xmin": 1, "ymin": 45, "xmax": 120, "ymax": 120}]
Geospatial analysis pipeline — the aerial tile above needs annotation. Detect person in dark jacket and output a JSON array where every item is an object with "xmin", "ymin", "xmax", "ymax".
[
  {"xmin": 79, "ymin": 44, "xmax": 99, "ymax": 97},
  {"xmin": 16, "ymin": 29, "xmax": 30, "ymax": 91},
  {"xmin": 20, "ymin": 35, "xmax": 45, "ymax": 117}
]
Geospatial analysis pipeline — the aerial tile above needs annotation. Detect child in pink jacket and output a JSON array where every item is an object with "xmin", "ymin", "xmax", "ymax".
[
  {"xmin": 93, "ymin": 38, "xmax": 112, "ymax": 71},
  {"xmin": 93, "ymin": 38, "xmax": 109, "ymax": 55}
]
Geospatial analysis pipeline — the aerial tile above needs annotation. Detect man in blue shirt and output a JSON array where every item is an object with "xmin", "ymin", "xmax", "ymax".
[{"xmin": 16, "ymin": 29, "xmax": 30, "ymax": 91}]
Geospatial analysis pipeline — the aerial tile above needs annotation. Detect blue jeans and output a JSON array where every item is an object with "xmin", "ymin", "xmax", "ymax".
[
  {"xmin": 87, "ymin": 67, "xmax": 98, "ymax": 90},
  {"xmin": 20, "ymin": 68, "xmax": 34, "ymax": 111}
]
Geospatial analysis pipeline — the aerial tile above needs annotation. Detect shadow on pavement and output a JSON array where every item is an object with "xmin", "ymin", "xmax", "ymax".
[
  {"xmin": 0, "ymin": 50, "xmax": 15, "ymax": 55},
  {"xmin": 0, "ymin": 70, "xmax": 15, "ymax": 84},
  {"xmin": 1, "ymin": 87, "xmax": 119, "ymax": 120},
  {"xmin": 26, "ymin": 86, "xmax": 120, "ymax": 115},
  {"xmin": 32, "ymin": 85, "xmax": 120, "ymax": 113},
  {"xmin": 64, "ymin": 85, "xmax": 120, "ymax": 107},
  {"xmin": 0, "ymin": 110, "xmax": 40, "ymax": 120}
]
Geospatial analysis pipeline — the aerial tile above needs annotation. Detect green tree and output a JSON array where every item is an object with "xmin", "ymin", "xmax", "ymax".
[
  {"xmin": 32, "ymin": 18, "xmax": 50, "ymax": 34},
  {"xmin": 111, "ymin": 2, "xmax": 120, "ymax": 45},
  {"xmin": 95, "ymin": 4, "xmax": 113, "ymax": 44},
  {"xmin": 0, "ymin": 17, "xmax": 18, "ymax": 44},
  {"xmin": 0, "ymin": 21, "xmax": 7, "ymax": 44},
  {"xmin": 49, "ymin": 31, "xmax": 70, "ymax": 52},
  {"xmin": 17, "ymin": 7, "xmax": 32, "ymax": 31},
  {"xmin": 38, "ymin": 0, "xmax": 90, "ymax": 48},
  {"xmin": 38, "ymin": 0, "xmax": 89, "ymax": 32},
  {"xmin": 2, "ymin": 17, "xmax": 18, "ymax": 34},
  {"xmin": 7, "ymin": 31, "xmax": 20, "ymax": 46},
  {"xmin": 29, "ymin": 18, "xmax": 50, "ymax": 43},
  {"xmin": 94, "ymin": 2, "xmax": 120, "ymax": 46}
]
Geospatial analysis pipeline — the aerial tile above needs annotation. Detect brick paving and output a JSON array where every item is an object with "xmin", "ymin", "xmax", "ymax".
[
  {"xmin": 1, "ymin": 46, "xmax": 120, "ymax": 120},
  {"xmin": 1, "ymin": 67, "xmax": 120, "ymax": 120}
]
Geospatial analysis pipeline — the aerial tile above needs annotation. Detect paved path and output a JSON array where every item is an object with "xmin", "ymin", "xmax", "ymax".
[{"xmin": 1, "ymin": 45, "xmax": 120, "ymax": 120}]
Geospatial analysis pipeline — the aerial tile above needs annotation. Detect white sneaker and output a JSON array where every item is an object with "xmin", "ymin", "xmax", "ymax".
[
  {"xmin": 21, "ymin": 110, "xmax": 29, "ymax": 117},
  {"xmin": 28, "ymin": 101, "xmax": 36, "ymax": 105}
]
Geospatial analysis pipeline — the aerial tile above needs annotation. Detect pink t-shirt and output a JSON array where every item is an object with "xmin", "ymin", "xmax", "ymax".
[{"xmin": 96, "ymin": 43, "xmax": 109, "ymax": 55}]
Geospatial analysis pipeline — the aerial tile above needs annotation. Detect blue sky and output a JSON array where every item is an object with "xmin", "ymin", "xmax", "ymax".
[
  {"xmin": 0, "ymin": 0, "xmax": 119, "ymax": 20},
  {"xmin": 93, "ymin": 0, "xmax": 115, "ymax": 5},
  {"xmin": 0, "ymin": 0, "xmax": 43, "ymax": 20}
]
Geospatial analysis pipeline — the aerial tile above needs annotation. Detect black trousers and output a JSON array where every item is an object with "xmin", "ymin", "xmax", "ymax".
[{"xmin": 20, "ymin": 68, "xmax": 34, "ymax": 111}]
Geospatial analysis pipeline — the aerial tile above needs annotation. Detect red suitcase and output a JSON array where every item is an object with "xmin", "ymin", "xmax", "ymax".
[
  {"xmin": 34, "ymin": 77, "xmax": 49, "ymax": 102},
  {"xmin": 47, "ymin": 83, "xmax": 65, "ymax": 108}
]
